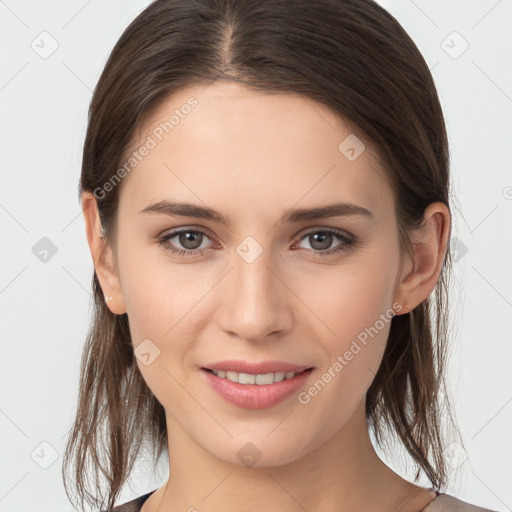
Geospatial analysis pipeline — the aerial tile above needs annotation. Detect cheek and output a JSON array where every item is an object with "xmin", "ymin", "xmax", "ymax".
[
  {"xmin": 116, "ymin": 237, "xmax": 208, "ymax": 340},
  {"xmin": 295, "ymin": 253, "xmax": 397, "ymax": 392},
  {"xmin": 119, "ymin": 256, "xmax": 209, "ymax": 408},
  {"xmin": 295, "ymin": 272, "xmax": 395, "ymax": 435},
  {"xmin": 298, "ymin": 258, "xmax": 397, "ymax": 342}
]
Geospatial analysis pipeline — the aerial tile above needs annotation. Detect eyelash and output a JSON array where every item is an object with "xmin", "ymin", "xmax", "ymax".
[{"xmin": 157, "ymin": 228, "xmax": 355, "ymax": 258}]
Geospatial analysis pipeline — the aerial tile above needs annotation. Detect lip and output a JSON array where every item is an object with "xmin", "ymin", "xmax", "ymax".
[
  {"xmin": 202, "ymin": 359, "xmax": 313, "ymax": 374},
  {"xmin": 200, "ymin": 366, "xmax": 315, "ymax": 410}
]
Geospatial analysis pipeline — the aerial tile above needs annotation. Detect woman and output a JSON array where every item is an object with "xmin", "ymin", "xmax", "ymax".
[{"xmin": 62, "ymin": 1, "xmax": 499, "ymax": 511}]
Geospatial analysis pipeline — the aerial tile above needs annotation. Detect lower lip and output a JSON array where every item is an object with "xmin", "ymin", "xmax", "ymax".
[{"xmin": 201, "ymin": 368, "xmax": 314, "ymax": 409}]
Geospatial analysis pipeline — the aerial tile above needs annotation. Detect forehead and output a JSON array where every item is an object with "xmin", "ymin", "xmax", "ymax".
[{"xmin": 120, "ymin": 81, "xmax": 393, "ymax": 221}]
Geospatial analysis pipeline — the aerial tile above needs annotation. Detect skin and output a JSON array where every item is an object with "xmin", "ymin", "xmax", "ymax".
[{"xmin": 82, "ymin": 81, "xmax": 450, "ymax": 512}]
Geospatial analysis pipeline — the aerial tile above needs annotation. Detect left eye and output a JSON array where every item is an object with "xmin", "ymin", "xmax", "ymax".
[
  {"xmin": 158, "ymin": 228, "xmax": 354, "ymax": 257},
  {"xmin": 294, "ymin": 229, "xmax": 354, "ymax": 255}
]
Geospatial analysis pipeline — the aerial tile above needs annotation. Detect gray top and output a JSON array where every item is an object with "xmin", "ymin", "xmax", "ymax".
[
  {"xmin": 109, "ymin": 490, "xmax": 501, "ymax": 511},
  {"xmin": 422, "ymin": 493, "xmax": 500, "ymax": 512}
]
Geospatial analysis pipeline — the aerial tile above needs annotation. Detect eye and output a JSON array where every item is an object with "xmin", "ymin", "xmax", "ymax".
[
  {"xmin": 294, "ymin": 229, "xmax": 354, "ymax": 256},
  {"xmin": 158, "ymin": 228, "xmax": 214, "ymax": 257}
]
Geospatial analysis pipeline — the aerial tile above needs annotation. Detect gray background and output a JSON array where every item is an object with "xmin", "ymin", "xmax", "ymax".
[{"xmin": 1, "ymin": 1, "xmax": 511, "ymax": 510}]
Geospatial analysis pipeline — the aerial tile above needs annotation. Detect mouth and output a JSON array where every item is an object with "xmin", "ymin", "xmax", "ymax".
[
  {"xmin": 202, "ymin": 367, "xmax": 314, "ymax": 386},
  {"xmin": 201, "ymin": 366, "xmax": 316, "ymax": 409}
]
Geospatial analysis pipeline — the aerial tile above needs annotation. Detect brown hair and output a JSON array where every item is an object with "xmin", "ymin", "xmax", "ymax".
[{"xmin": 63, "ymin": 0, "xmax": 461, "ymax": 510}]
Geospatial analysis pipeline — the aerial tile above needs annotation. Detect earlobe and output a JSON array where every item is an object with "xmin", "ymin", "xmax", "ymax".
[
  {"xmin": 81, "ymin": 191, "xmax": 127, "ymax": 315},
  {"xmin": 393, "ymin": 202, "xmax": 450, "ymax": 314}
]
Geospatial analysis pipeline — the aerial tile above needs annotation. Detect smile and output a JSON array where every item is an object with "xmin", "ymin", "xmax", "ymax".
[{"xmin": 206, "ymin": 368, "xmax": 307, "ymax": 385}]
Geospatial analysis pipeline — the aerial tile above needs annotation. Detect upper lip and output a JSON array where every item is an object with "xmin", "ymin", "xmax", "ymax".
[{"xmin": 202, "ymin": 360, "xmax": 313, "ymax": 374}]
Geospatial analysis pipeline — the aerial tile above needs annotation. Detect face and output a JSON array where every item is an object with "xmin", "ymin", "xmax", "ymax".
[{"xmin": 109, "ymin": 81, "xmax": 406, "ymax": 467}]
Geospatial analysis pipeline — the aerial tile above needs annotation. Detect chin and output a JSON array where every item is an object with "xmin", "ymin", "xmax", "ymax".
[{"xmin": 206, "ymin": 432, "xmax": 311, "ymax": 469}]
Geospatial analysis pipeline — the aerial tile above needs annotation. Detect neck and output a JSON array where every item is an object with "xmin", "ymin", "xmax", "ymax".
[{"xmin": 149, "ymin": 399, "xmax": 433, "ymax": 512}]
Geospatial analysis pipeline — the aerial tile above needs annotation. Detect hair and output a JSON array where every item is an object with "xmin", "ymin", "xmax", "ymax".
[{"xmin": 62, "ymin": 0, "xmax": 462, "ymax": 510}]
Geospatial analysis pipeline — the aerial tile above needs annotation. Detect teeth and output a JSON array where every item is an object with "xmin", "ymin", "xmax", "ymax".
[{"xmin": 211, "ymin": 369, "xmax": 300, "ymax": 385}]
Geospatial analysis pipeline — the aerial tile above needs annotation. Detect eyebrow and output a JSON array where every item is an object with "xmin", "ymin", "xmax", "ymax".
[{"xmin": 138, "ymin": 199, "xmax": 373, "ymax": 225}]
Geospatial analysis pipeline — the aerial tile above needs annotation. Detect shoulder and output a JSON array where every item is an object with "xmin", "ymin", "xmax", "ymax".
[
  {"xmin": 423, "ymin": 493, "xmax": 502, "ymax": 512},
  {"xmin": 101, "ymin": 489, "xmax": 157, "ymax": 512}
]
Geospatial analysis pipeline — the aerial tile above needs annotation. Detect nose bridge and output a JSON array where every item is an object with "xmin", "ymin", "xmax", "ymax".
[{"xmin": 218, "ymin": 235, "xmax": 291, "ymax": 341}]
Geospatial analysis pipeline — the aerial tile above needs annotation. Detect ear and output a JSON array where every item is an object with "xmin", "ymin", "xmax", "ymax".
[
  {"xmin": 81, "ymin": 191, "xmax": 127, "ymax": 315},
  {"xmin": 393, "ymin": 202, "xmax": 451, "ymax": 315}
]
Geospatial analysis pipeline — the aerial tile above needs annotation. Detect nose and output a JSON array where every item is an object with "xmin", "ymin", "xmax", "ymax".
[{"xmin": 217, "ymin": 243, "xmax": 293, "ymax": 343}]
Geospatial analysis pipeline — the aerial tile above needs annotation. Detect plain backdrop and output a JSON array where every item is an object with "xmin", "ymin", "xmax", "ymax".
[{"xmin": 0, "ymin": 1, "xmax": 511, "ymax": 511}]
